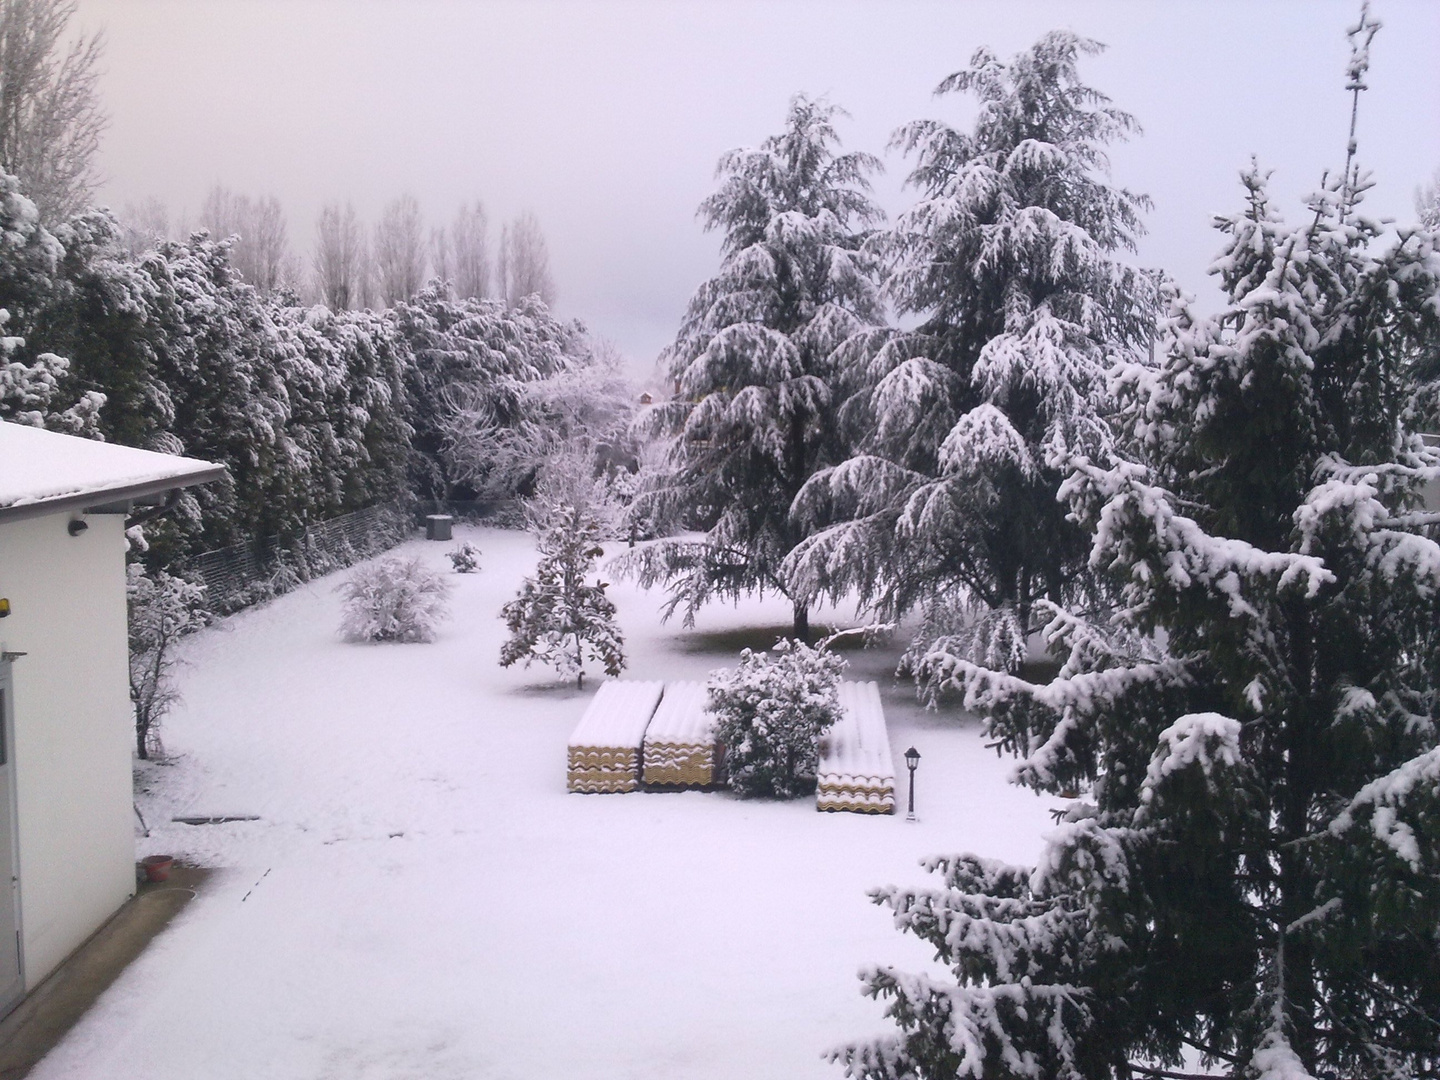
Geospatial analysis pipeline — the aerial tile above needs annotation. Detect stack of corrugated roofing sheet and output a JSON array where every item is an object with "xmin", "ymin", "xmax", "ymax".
[
  {"xmin": 642, "ymin": 681, "xmax": 721, "ymax": 788},
  {"xmin": 566, "ymin": 680, "xmax": 665, "ymax": 793},
  {"xmin": 816, "ymin": 680, "xmax": 896, "ymax": 814}
]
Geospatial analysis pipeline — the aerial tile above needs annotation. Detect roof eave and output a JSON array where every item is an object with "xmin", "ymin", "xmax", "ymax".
[{"xmin": 0, "ymin": 464, "xmax": 228, "ymax": 525}]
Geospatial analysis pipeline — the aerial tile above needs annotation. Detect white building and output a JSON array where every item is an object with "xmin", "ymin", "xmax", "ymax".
[{"xmin": 0, "ymin": 421, "xmax": 223, "ymax": 1015}]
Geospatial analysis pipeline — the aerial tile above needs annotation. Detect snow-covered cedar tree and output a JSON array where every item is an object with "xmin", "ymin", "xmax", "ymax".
[
  {"xmin": 836, "ymin": 20, "xmax": 1440, "ymax": 1080},
  {"xmin": 614, "ymin": 94, "xmax": 884, "ymax": 642},
  {"xmin": 127, "ymin": 563, "xmax": 207, "ymax": 759},
  {"xmin": 448, "ymin": 541, "xmax": 480, "ymax": 573},
  {"xmin": 706, "ymin": 638, "xmax": 846, "ymax": 798},
  {"xmin": 337, "ymin": 556, "xmax": 452, "ymax": 643},
  {"xmin": 499, "ymin": 470, "xmax": 625, "ymax": 689},
  {"xmin": 786, "ymin": 33, "xmax": 1156, "ymax": 682}
]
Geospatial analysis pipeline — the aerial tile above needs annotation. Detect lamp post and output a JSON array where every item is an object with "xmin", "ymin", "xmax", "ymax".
[{"xmin": 904, "ymin": 746, "xmax": 920, "ymax": 822}]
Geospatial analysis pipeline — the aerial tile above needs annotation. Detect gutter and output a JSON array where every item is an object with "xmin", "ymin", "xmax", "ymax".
[{"xmin": 0, "ymin": 464, "xmax": 227, "ymax": 526}]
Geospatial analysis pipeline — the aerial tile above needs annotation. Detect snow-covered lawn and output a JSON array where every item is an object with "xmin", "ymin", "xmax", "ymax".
[{"xmin": 34, "ymin": 526, "xmax": 1060, "ymax": 1080}]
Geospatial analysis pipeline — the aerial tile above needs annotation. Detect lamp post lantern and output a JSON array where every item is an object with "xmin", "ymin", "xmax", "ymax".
[{"xmin": 903, "ymin": 746, "xmax": 920, "ymax": 822}]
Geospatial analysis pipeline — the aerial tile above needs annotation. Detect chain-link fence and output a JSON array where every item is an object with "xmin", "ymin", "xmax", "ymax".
[
  {"xmin": 181, "ymin": 498, "xmax": 523, "ymax": 617},
  {"xmin": 183, "ymin": 502, "xmax": 413, "ymax": 616}
]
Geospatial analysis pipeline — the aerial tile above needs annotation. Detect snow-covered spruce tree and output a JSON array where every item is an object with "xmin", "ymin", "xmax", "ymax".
[
  {"xmin": 706, "ymin": 638, "xmax": 846, "ymax": 799},
  {"xmin": 499, "ymin": 466, "xmax": 625, "ymax": 689},
  {"xmin": 617, "ymin": 94, "xmax": 883, "ymax": 642},
  {"xmin": 338, "ymin": 556, "xmax": 452, "ymax": 643},
  {"xmin": 788, "ymin": 33, "xmax": 1155, "ymax": 679},
  {"xmin": 836, "ymin": 62, "xmax": 1440, "ymax": 1080},
  {"xmin": 127, "ymin": 564, "xmax": 207, "ymax": 760}
]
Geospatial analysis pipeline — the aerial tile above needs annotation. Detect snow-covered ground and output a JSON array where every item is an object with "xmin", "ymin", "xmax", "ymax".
[{"xmin": 33, "ymin": 526, "xmax": 1061, "ymax": 1080}]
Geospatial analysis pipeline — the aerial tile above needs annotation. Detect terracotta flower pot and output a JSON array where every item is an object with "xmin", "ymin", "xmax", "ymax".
[{"xmin": 141, "ymin": 855, "xmax": 175, "ymax": 883}]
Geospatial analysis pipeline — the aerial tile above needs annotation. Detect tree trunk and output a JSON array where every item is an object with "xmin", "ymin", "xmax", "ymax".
[
  {"xmin": 792, "ymin": 599, "xmax": 810, "ymax": 644},
  {"xmin": 136, "ymin": 715, "xmax": 149, "ymax": 760}
]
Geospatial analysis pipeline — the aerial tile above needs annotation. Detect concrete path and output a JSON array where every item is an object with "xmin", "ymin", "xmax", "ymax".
[{"xmin": 0, "ymin": 866, "xmax": 209, "ymax": 1079}]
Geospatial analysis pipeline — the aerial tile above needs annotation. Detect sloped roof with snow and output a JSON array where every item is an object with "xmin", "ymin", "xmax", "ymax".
[{"xmin": 0, "ymin": 421, "xmax": 225, "ymax": 522}]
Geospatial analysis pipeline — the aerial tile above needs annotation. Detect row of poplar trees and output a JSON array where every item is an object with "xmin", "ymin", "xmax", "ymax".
[{"xmin": 632, "ymin": 17, "xmax": 1440, "ymax": 1080}]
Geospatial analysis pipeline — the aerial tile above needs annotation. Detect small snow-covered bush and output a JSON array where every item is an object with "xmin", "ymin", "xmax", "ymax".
[
  {"xmin": 707, "ymin": 639, "xmax": 847, "ymax": 799},
  {"xmin": 338, "ymin": 557, "xmax": 452, "ymax": 643},
  {"xmin": 448, "ymin": 542, "xmax": 481, "ymax": 573}
]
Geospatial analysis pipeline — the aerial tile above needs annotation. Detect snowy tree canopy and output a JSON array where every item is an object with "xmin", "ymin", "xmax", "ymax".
[
  {"xmin": 396, "ymin": 285, "xmax": 592, "ymax": 502},
  {"xmin": 787, "ymin": 32, "xmax": 1157, "ymax": 677},
  {"xmin": 620, "ymin": 94, "xmax": 884, "ymax": 640},
  {"xmin": 839, "ymin": 104, "xmax": 1440, "ymax": 1079}
]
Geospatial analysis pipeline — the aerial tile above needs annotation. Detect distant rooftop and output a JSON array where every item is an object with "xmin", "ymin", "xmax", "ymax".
[{"xmin": 0, "ymin": 421, "xmax": 225, "ymax": 523}]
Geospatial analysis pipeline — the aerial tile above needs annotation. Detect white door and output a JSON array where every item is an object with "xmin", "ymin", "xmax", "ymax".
[{"xmin": 0, "ymin": 663, "xmax": 23, "ymax": 1015}]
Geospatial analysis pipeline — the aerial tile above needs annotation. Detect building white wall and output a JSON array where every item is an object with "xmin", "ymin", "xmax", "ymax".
[{"xmin": 0, "ymin": 510, "xmax": 135, "ymax": 989}]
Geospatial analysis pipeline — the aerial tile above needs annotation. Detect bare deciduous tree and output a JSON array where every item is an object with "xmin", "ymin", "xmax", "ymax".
[
  {"xmin": 498, "ymin": 210, "xmax": 556, "ymax": 307},
  {"xmin": 0, "ymin": 0, "xmax": 105, "ymax": 223},
  {"xmin": 374, "ymin": 193, "xmax": 426, "ymax": 307},
  {"xmin": 430, "ymin": 224, "xmax": 451, "ymax": 294},
  {"xmin": 429, "ymin": 201, "xmax": 491, "ymax": 300},
  {"xmin": 119, "ymin": 196, "xmax": 172, "ymax": 256},
  {"xmin": 312, "ymin": 200, "xmax": 369, "ymax": 311},
  {"xmin": 451, "ymin": 201, "xmax": 491, "ymax": 300},
  {"xmin": 200, "ymin": 184, "xmax": 292, "ymax": 294}
]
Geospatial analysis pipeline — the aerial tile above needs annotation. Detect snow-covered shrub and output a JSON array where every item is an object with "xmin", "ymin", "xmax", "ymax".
[
  {"xmin": 707, "ymin": 639, "xmax": 847, "ymax": 798},
  {"xmin": 338, "ymin": 557, "xmax": 452, "ymax": 643},
  {"xmin": 448, "ymin": 541, "xmax": 480, "ymax": 573},
  {"xmin": 127, "ymin": 564, "xmax": 207, "ymax": 760}
]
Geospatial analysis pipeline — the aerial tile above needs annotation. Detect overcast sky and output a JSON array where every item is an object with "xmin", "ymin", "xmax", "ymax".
[{"xmin": 74, "ymin": 0, "xmax": 1440, "ymax": 377}]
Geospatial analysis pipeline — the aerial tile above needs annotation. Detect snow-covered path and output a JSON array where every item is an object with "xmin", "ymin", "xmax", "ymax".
[{"xmin": 33, "ymin": 527, "xmax": 1060, "ymax": 1080}]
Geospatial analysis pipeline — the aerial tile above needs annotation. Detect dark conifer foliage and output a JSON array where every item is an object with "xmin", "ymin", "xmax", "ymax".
[
  {"xmin": 837, "ymin": 47, "xmax": 1440, "ymax": 1076},
  {"xmin": 788, "ymin": 32, "xmax": 1156, "ymax": 678}
]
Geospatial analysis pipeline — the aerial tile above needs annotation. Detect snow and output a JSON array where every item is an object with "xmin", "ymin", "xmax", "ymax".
[
  {"xmin": 1142, "ymin": 712, "xmax": 1243, "ymax": 793},
  {"xmin": 566, "ymin": 678, "xmax": 664, "ymax": 751},
  {"xmin": 0, "ymin": 420, "xmax": 221, "ymax": 510},
  {"xmin": 32, "ymin": 526, "xmax": 1063, "ymax": 1080},
  {"xmin": 817, "ymin": 681, "xmax": 897, "ymax": 814},
  {"xmin": 1329, "ymin": 745, "xmax": 1440, "ymax": 870},
  {"xmin": 643, "ymin": 681, "xmax": 711, "ymax": 747}
]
